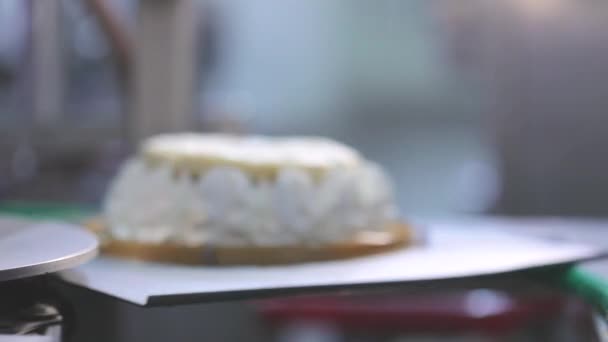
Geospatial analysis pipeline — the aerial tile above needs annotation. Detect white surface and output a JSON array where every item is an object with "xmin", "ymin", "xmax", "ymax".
[
  {"xmin": 60, "ymin": 221, "xmax": 603, "ymax": 306},
  {"xmin": 0, "ymin": 336, "xmax": 55, "ymax": 342},
  {"xmin": 0, "ymin": 217, "xmax": 98, "ymax": 282}
]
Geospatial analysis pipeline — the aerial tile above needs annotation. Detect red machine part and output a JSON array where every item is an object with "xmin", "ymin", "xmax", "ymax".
[{"xmin": 256, "ymin": 290, "xmax": 582, "ymax": 336}]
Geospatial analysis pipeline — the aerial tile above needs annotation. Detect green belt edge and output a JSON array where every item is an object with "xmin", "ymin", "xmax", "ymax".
[{"xmin": 0, "ymin": 201, "xmax": 95, "ymax": 222}]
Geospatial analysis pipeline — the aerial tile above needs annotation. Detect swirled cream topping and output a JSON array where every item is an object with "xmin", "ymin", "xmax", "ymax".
[
  {"xmin": 104, "ymin": 134, "xmax": 397, "ymax": 246},
  {"xmin": 141, "ymin": 133, "xmax": 362, "ymax": 180}
]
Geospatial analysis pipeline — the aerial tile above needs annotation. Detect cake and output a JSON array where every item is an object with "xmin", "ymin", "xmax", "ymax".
[{"xmin": 98, "ymin": 133, "xmax": 411, "ymax": 264}]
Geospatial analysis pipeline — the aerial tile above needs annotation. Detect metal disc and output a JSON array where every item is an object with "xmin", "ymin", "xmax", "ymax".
[{"xmin": 0, "ymin": 217, "xmax": 98, "ymax": 282}]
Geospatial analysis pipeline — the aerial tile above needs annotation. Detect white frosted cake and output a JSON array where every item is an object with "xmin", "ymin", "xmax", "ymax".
[{"xmin": 103, "ymin": 133, "xmax": 400, "ymax": 249}]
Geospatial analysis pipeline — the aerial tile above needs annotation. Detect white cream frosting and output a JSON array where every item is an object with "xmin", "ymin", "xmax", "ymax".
[
  {"xmin": 143, "ymin": 133, "xmax": 362, "ymax": 170},
  {"xmin": 103, "ymin": 158, "xmax": 397, "ymax": 246}
]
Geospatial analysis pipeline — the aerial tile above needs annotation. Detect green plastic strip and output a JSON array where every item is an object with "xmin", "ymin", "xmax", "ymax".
[
  {"xmin": 0, "ymin": 201, "xmax": 94, "ymax": 222},
  {"xmin": 562, "ymin": 267, "xmax": 608, "ymax": 312}
]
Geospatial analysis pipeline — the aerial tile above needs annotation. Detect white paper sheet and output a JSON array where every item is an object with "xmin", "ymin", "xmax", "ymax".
[
  {"xmin": 60, "ymin": 221, "xmax": 604, "ymax": 306},
  {"xmin": 0, "ymin": 336, "xmax": 55, "ymax": 342}
]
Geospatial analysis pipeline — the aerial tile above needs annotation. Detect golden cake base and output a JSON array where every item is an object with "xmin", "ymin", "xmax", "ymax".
[{"xmin": 85, "ymin": 219, "xmax": 413, "ymax": 265}]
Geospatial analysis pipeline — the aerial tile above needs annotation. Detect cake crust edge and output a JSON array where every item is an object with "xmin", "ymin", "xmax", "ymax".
[{"xmin": 85, "ymin": 218, "xmax": 413, "ymax": 265}]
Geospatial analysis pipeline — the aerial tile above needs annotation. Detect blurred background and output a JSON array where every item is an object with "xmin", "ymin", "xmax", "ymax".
[{"xmin": 1, "ymin": 0, "xmax": 608, "ymax": 340}]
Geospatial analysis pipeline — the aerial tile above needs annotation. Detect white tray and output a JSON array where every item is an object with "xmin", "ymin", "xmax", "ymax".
[{"xmin": 59, "ymin": 219, "xmax": 604, "ymax": 306}]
